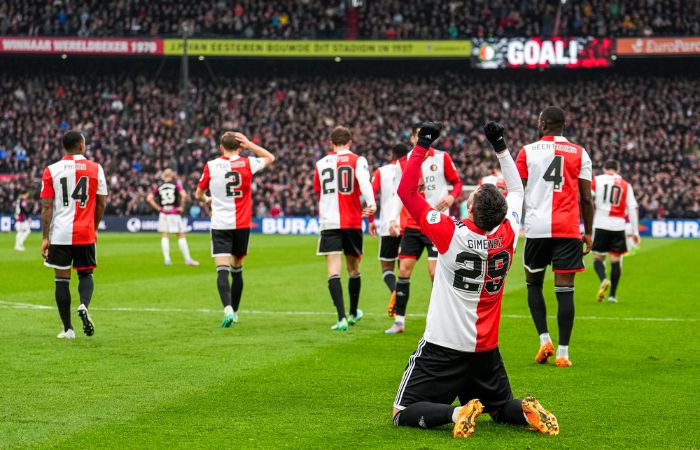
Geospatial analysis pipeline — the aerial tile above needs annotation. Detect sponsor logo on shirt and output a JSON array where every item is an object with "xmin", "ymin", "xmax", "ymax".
[{"xmin": 426, "ymin": 210, "xmax": 441, "ymax": 224}]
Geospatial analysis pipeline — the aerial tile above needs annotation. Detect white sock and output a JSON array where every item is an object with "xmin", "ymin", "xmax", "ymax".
[
  {"xmin": 557, "ymin": 345, "xmax": 569, "ymax": 359},
  {"xmin": 224, "ymin": 305, "xmax": 234, "ymax": 315},
  {"xmin": 395, "ymin": 315, "xmax": 405, "ymax": 325},
  {"xmin": 161, "ymin": 237, "xmax": 170, "ymax": 261},
  {"xmin": 451, "ymin": 407, "xmax": 461, "ymax": 423},
  {"xmin": 15, "ymin": 233, "xmax": 22, "ymax": 248},
  {"xmin": 539, "ymin": 333, "xmax": 551, "ymax": 346},
  {"xmin": 178, "ymin": 237, "xmax": 192, "ymax": 261},
  {"xmin": 20, "ymin": 229, "xmax": 30, "ymax": 245}
]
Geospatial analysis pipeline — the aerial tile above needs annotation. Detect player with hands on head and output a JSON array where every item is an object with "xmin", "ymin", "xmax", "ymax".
[{"xmin": 391, "ymin": 121, "xmax": 558, "ymax": 439}]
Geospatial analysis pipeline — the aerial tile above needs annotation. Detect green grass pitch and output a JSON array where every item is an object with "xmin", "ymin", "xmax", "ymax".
[{"xmin": 0, "ymin": 233, "xmax": 698, "ymax": 449}]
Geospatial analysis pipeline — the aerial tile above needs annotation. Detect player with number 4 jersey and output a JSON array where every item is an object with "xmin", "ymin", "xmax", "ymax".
[
  {"xmin": 516, "ymin": 106, "xmax": 595, "ymax": 367},
  {"xmin": 195, "ymin": 131, "xmax": 275, "ymax": 328},
  {"xmin": 314, "ymin": 126, "xmax": 376, "ymax": 331},
  {"xmin": 40, "ymin": 131, "xmax": 107, "ymax": 340}
]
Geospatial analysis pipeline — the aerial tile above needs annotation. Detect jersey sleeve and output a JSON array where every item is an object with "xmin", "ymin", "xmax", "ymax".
[
  {"xmin": 355, "ymin": 156, "xmax": 376, "ymax": 207},
  {"xmin": 249, "ymin": 157, "xmax": 266, "ymax": 175},
  {"xmin": 515, "ymin": 147, "xmax": 528, "ymax": 179},
  {"xmin": 626, "ymin": 184, "xmax": 638, "ymax": 210},
  {"xmin": 443, "ymin": 152, "xmax": 463, "ymax": 198},
  {"xmin": 97, "ymin": 164, "xmax": 108, "ymax": 195},
  {"xmin": 198, "ymin": 163, "xmax": 211, "ymax": 190},
  {"xmin": 497, "ymin": 150, "xmax": 524, "ymax": 244},
  {"xmin": 40, "ymin": 167, "xmax": 54, "ymax": 199},
  {"xmin": 579, "ymin": 149, "xmax": 593, "ymax": 181},
  {"xmin": 176, "ymin": 181, "xmax": 185, "ymax": 192},
  {"xmin": 371, "ymin": 168, "xmax": 381, "ymax": 195},
  {"xmin": 419, "ymin": 209, "xmax": 456, "ymax": 254}
]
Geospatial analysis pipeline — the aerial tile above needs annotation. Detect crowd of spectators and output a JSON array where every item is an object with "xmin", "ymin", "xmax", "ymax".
[
  {"xmin": 1, "ymin": 67, "xmax": 698, "ymax": 221},
  {"xmin": 1, "ymin": 0, "xmax": 697, "ymax": 39}
]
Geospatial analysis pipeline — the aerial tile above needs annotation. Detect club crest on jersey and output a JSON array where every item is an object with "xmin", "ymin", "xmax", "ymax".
[
  {"xmin": 427, "ymin": 210, "xmax": 441, "ymax": 224},
  {"xmin": 429, "ymin": 164, "xmax": 437, "ymax": 172}
]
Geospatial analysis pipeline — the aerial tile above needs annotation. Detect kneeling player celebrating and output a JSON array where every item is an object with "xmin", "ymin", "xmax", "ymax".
[{"xmin": 391, "ymin": 122, "xmax": 558, "ymax": 438}]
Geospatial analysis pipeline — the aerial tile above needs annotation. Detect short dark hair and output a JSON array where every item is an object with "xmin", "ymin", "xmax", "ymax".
[
  {"xmin": 604, "ymin": 159, "xmax": 620, "ymax": 171},
  {"xmin": 330, "ymin": 126, "xmax": 352, "ymax": 146},
  {"xmin": 391, "ymin": 143, "xmax": 409, "ymax": 160},
  {"xmin": 540, "ymin": 106, "xmax": 566, "ymax": 128},
  {"xmin": 220, "ymin": 132, "xmax": 242, "ymax": 151},
  {"xmin": 472, "ymin": 184, "xmax": 508, "ymax": 231},
  {"xmin": 62, "ymin": 131, "xmax": 83, "ymax": 151}
]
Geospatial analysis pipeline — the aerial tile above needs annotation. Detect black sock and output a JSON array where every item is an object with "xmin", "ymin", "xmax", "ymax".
[
  {"xmin": 230, "ymin": 267, "xmax": 243, "ymax": 312},
  {"xmin": 490, "ymin": 399, "xmax": 528, "ymax": 425},
  {"xmin": 77, "ymin": 270, "xmax": 94, "ymax": 308},
  {"xmin": 555, "ymin": 285, "xmax": 575, "ymax": 346},
  {"xmin": 348, "ymin": 274, "xmax": 361, "ymax": 316},
  {"xmin": 395, "ymin": 277, "xmax": 410, "ymax": 316},
  {"xmin": 593, "ymin": 259, "xmax": 606, "ymax": 281},
  {"xmin": 610, "ymin": 261, "xmax": 621, "ymax": 297},
  {"xmin": 527, "ymin": 281, "xmax": 548, "ymax": 335},
  {"xmin": 55, "ymin": 278, "xmax": 72, "ymax": 331},
  {"xmin": 328, "ymin": 276, "xmax": 345, "ymax": 320},
  {"xmin": 216, "ymin": 266, "xmax": 231, "ymax": 308},
  {"xmin": 382, "ymin": 269, "xmax": 396, "ymax": 292},
  {"xmin": 394, "ymin": 402, "xmax": 455, "ymax": 428}
]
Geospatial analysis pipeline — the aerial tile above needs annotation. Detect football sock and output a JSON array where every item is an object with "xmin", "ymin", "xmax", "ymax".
[
  {"xmin": 610, "ymin": 261, "xmax": 621, "ymax": 297},
  {"xmin": 216, "ymin": 266, "xmax": 232, "ymax": 308},
  {"xmin": 554, "ymin": 285, "xmax": 575, "ymax": 346},
  {"xmin": 161, "ymin": 237, "xmax": 170, "ymax": 261},
  {"xmin": 178, "ymin": 237, "xmax": 192, "ymax": 261},
  {"xmin": 395, "ymin": 277, "xmax": 410, "ymax": 316},
  {"xmin": 593, "ymin": 259, "xmax": 606, "ymax": 281},
  {"xmin": 395, "ymin": 314, "xmax": 405, "ymax": 325},
  {"xmin": 230, "ymin": 267, "xmax": 243, "ymax": 312},
  {"xmin": 328, "ymin": 275, "xmax": 346, "ymax": 320},
  {"xmin": 526, "ymin": 281, "xmax": 548, "ymax": 335},
  {"xmin": 55, "ymin": 278, "xmax": 72, "ymax": 332},
  {"xmin": 77, "ymin": 270, "xmax": 94, "ymax": 308},
  {"xmin": 348, "ymin": 274, "xmax": 361, "ymax": 316},
  {"xmin": 539, "ymin": 332, "xmax": 552, "ymax": 345},
  {"xmin": 490, "ymin": 399, "xmax": 528, "ymax": 425},
  {"xmin": 557, "ymin": 345, "xmax": 569, "ymax": 359},
  {"xmin": 394, "ymin": 402, "xmax": 455, "ymax": 428},
  {"xmin": 382, "ymin": 270, "xmax": 396, "ymax": 292}
]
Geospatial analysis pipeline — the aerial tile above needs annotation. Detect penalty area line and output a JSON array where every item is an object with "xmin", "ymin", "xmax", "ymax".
[{"xmin": 0, "ymin": 300, "xmax": 695, "ymax": 323}]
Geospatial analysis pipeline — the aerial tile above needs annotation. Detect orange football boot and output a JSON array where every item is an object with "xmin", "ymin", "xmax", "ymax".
[
  {"xmin": 453, "ymin": 399, "xmax": 484, "ymax": 438},
  {"xmin": 522, "ymin": 396, "xmax": 559, "ymax": 435},
  {"xmin": 555, "ymin": 357, "xmax": 572, "ymax": 367},
  {"xmin": 387, "ymin": 291, "xmax": 397, "ymax": 318},
  {"xmin": 535, "ymin": 341, "xmax": 555, "ymax": 364}
]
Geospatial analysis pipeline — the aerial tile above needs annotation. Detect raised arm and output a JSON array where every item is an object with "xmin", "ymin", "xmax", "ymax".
[{"xmin": 234, "ymin": 132, "xmax": 275, "ymax": 168}]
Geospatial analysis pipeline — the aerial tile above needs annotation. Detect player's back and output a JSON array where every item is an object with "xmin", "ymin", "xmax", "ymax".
[
  {"xmin": 155, "ymin": 182, "xmax": 181, "ymax": 213},
  {"xmin": 426, "ymin": 217, "xmax": 517, "ymax": 353},
  {"xmin": 592, "ymin": 173, "xmax": 635, "ymax": 231},
  {"xmin": 516, "ymin": 136, "xmax": 592, "ymax": 238},
  {"xmin": 373, "ymin": 162, "xmax": 401, "ymax": 235},
  {"xmin": 40, "ymin": 154, "xmax": 107, "ymax": 245},
  {"xmin": 200, "ymin": 155, "xmax": 265, "ymax": 230},
  {"xmin": 314, "ymin": 149, "xmax": 367, "ymax": 231}
]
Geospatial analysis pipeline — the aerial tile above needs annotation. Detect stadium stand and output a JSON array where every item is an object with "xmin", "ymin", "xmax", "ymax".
[
  {"xmin": 1, "ymin": 0, "xmax": 697, "ymax": 39},
  {"xmin": 1, "ymin": 62, "xmax": 698, "ymax": 220}
]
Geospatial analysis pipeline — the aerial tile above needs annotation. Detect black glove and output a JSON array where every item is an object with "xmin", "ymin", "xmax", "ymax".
[
  {"xmin": 483, "ymin": 121, "xmax": 508, "ymax": 153},
  {"xmin": 417, "ymin": 122, "xmax": 442, "ymax": 149}
]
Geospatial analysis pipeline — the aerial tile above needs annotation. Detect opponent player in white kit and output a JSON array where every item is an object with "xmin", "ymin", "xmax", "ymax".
[
  {"xmin": 391, "ymin": 122, "xmax": 558, "ymax": 439},
  {"xmin": 195, "ymin": 131, "xmax": 275, "ymax": 327},
  {"xmin": 314, "ymin": 126, "xmax": 376, "ymax": 331},
  {"xmin": 40, "ymin": 131, "xmax": 107, "ymax": 339},
  {"xmin": 14, "ymin": 190, "xmax": 32, "ymax": 251},
  {"xmin": 147, "ymin": 168, "xmax": 199, "ymax": 266},
  {"xmin": 591, "ymin": 159, "xmax": 640, "ymax": 303}
]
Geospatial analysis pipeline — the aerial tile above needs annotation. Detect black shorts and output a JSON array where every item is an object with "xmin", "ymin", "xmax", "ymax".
[
  {"xmin": 317, "ymin": 229, "xmax": 363, "ymax": 257},
  {"xmin": 523, "ymin": 237, "xmax": 585, "ymax": 273},
  {"xmin": 45, "ymin": 244, "xmax": 97, "ymax": 271},
  {"xmin": 379, "ymin": 236, "xmax": 402, "ymax": 261},
  {"xmin": 211, "ymin": 228, "xmax": 250, "ymax": 259},
  {"xmin": 394, "ymin": 340, "xmax": 513, "ymax": 413},
  {"xmin": 592, "ymin": 228, "xmax": 628, "ymax": 255},
  {"xmin": 399, "ymin": 228, "xmax": 437, "ymax": 260}
]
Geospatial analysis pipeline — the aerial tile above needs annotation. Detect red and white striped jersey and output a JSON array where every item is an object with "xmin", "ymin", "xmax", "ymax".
[
  {"xmin": 371, "ymin": 162, "xmax": 401, "ymax": 236},
  {"xmin": 198, "ymin": 155, "xmax": 266, "ymax": 230},
  {"xmin": 516, "ymin": 135, "xmax": 592, "ymax": 238},
  {"xmin": 313, "ymin": 149, "xmax": 375, "ymax": 231},
  {"xmin": 592, "ymin": 172, "xmax": 638, "ymax": 231},
  {"xmin": 40, "ymin": 155, "xmax": 107, "ymax": 245},
  {"xmin": 479, "ymin": 172, "xmax": 508, "ymax": 195},
  {"xmin": 389, "ymin": 149, "xmax": 463, "ymax": 232}
]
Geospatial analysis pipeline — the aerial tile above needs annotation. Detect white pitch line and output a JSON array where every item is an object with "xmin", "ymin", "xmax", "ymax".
[{"xmin": 0, "ymin": 300, "xmax": 695, "ymax": 323}]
